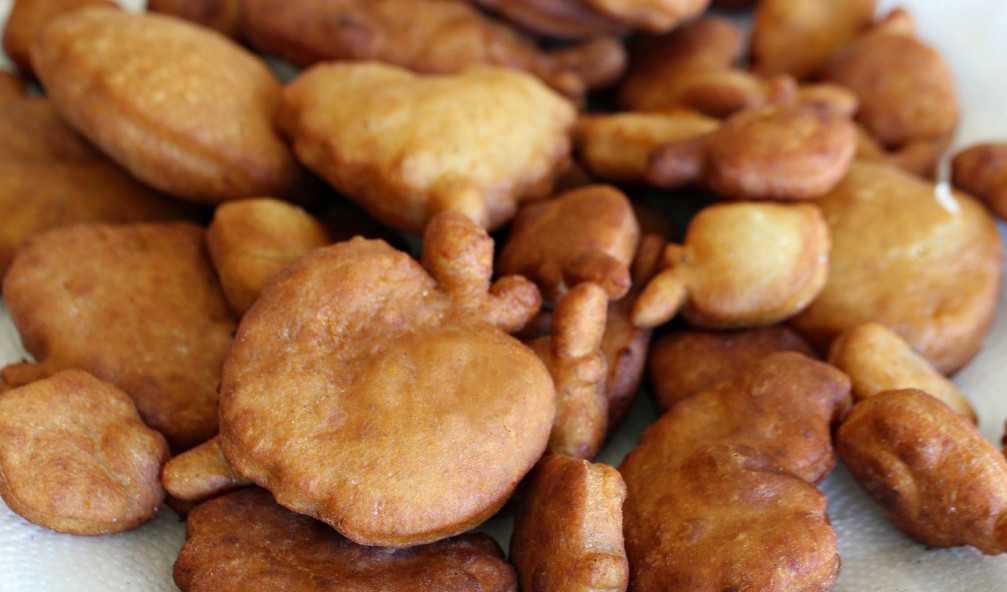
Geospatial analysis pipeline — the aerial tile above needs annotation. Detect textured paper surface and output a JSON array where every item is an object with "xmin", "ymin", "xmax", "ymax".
[{"xmin": 1, "ymin": 0, "xmax": 1007, "ymax": 590}]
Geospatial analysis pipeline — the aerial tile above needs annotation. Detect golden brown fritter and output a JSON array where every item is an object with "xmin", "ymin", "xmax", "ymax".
[
  {"xmin": 510, "ymin": 454, "xmax": 628, "ymax": 592},
  {"xmin": 242, "ymin": 0, "xmax": 626, "ymax": 98},
  {"xmin": 2, "ymin": 222, "xmax": 237, "ymax": 450},
  {"xmin": 498, "ymin": 185, "xmax": 640, "ymax": 303},
  {"xmin": 573, "ymin": 108, "xmax": 719, "ymax": 184},
  {"xmin": 791, "ymin": 162, "xmax": 1003, "ymax": 374},
  {"xmin": 0, "ymin": 370, "xmax": 169, "ymax": 535},
  {"xmin": 174, "ymin": 488, "xmax": 518, "ymax": 592},
  {"xmin": 527, "ymin": 284, "xmax": 609, "ymax": 460},
  {"xmin": 648, "ymin": 103, "xmax": 857, "ymax": 200},
  {"xmin": 279, "ymin": 62, "xmax": 576, "ymax": 234},
  {"xmin": 31, "ymin": 7, "xmax": 301, "ymax": 203},
  {"xmin": 837, "ymin": 389, "xmax": 1007, "ymax": 554},
  {"xmin": 648, "ymin": 325, "xmax": 817, "ymax": 412},
  {"xmin": 632, "ymin": 202, "xmax": 830, "ymax": 329},
  {"xmin": 619, "ymin": 352, "xmax": 850, "ymax": 590},
  {"xmin": 624, "ymin": 444, "xmax": 840, "ymax": 592},
  {"xmin": 206, "ymin": 198, "xmax": 330, "ymax": 316},
  {"xmin": 821, "ymin": 9, "xmax": 959, "ymax": 149},
  {"xmin": 750, "ymin": 0, "xmax": 876, "ymax": 80},
  {"xmin": 952, "ymin": 143, "xmax": 1007, "ymax": 219},
  {"xmin": 219, "ymin": 212, "xmax": 554, "ymax": 547},
  {"xmin": 828, "ymin": 323, "xmax": 976, "ymax": 421},
  {"xmin": 161, "ymin": 436, "xmax": 251, "ymax": 507},
  {"xmin": 2, "ymin": 0, "xmax": 115, "ymax": 76}
]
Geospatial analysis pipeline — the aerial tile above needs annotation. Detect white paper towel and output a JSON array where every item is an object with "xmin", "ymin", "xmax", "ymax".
[{"xmin": 1, "ymin": 0, "xmax": 1007, "ymax": 590}]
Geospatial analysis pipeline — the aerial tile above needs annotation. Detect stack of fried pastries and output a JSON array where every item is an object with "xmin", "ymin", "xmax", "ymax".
[{"xmin": 2, "ymin": 1, "xmax": 1007, "ymax": 590}]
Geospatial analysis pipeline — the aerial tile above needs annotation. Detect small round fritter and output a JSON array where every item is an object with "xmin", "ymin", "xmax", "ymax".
[
  {"xmin": 648, "ymin": 103, "xmax": 857, "ymax": 200},
  {"xmin": 2, "ymin": 222, "xmax": 237, "ymax": 450},
  {"xmin": 791, "ymin": 162, "xmax": 1003, "ymax": 374},
  {"xmin": 952, "ymin": 143, "xmax": 1007, "ymax": 219},
  {"xmin": 206, "ymin": 197, "xmax": 330, "ymax": 316},
  {"xmin": 510, "ymin": 454, "xmax": 628, "ymax": 592},
  {"xmin": 174, "ymin": 488, "xmax": 517, "ymax": 592},
  {"xmin": 837, "ymin": 389, "xmax": 1007, "ymax": 554},
  {"xmin": 30, "ymin": 7, "xmax": 301, "ymax": 203},
  {"xmin": 161, "ymin": 436, "xmax": 250, "ymax": 507},
  {"xmin": 750, "ymin": 0, "xmax": 876, "ymax": 80},
  {"xmin": 0, "ymin": 370, "xmax": 169, "ymax": 535},
  {"xmin": 220, "ymin": 212, "xmax": 554, "ymax": 547},
  {"xmin": 621, "ymin": 443, "xmax": 840, "ymax": 592},
  {"xmin": 279, "ymin": 62, "xmax": 575, "ymax": 234},
  {"xmin": 648, "ymin": 325, "xmax": 817, "ymax": 412},
  {"xmin": 828, "ymin": 323, "xmax": 976, "ymax": 422},
  {"xmin": 821, "ymin": 9, "xmax": 959, "ymax": 149},
  {"xmin": 632, "ymin": 202, "xmax": 830, "ymax": 329},
  {"xmin": 499, "ymin": 184, "xmax": 640, "ymax": 303}
]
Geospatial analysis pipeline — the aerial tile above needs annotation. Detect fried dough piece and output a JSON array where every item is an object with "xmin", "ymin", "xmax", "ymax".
[
  {"xmin": 620, "ymin": 353, "xmax": 849, "ymax": 590},
  {"xmin": 828, "ymin": 323, "xmax": 976, "ymax": 422},
  {"xmin": 2, "ymin": 222, "xmax": 237, "ymax": 450},
  {"xmin": 207, "ymin": 198, "xmax": 330, "ymax": 316},
  {"xmin": 147, "ymin": 0, "xmax": 243, "ymax": 39},
  {"xmin": 242, "ymin": 0, "xmax": 626, "ymax": 98},
  {"xmin": 0, "ymin": 96, "xmax": 201, "ymax": 279},
  {"xmin": 600, "ymin": 234, "xmax": 665, "ymax": 429},
  {"xmin": 617, "ymin": 18, "xmax": 753, "ymax": 114},
  {"xmin": 822, "ymin": 9, "xmax": 959, "ymax": 149},
  {"xmin": 528, "ymin": 284, "xmax": 609, "ymax": 460},
  {"xmin": 791, "ymin": 162, "xmax": 1003, "ymax": 374},
  {"xmin": 220, "ymin": 212, "xmax": 553, "ymax": 547},
  {"xmin": 582, "ymin": 0, "xmax": 709, "ymax": 33},
  {"xmin": 837, "ymin": 389, "xmax": 1007, "ymax": 554},
  {"xmin": 279, "ymin": 62, "xmax": 575, "ymax": 235},
  {"xmin": 639, "ymin": 352, "xmax": 851, "ymax": 483},
  {"xmin": 471, "ymin": 0, "xmax": 625, "ymax": 38},
  {"xmin": 0, "ymin": 370, "xmax": 169, "ymax": 535},
  {"xmin": 510, "ymin": 454, "xmax": 628, "ymax": 592},
  {"xmin": 648, "ymin": 103, "xmax": 856, "ymax": 200},
  {"xmin": 2, "ymin": 0, "xmax": 115, "ymax": 76},
  {"xmin": 162, "ymin": 436, "xmax": 251, "ymax": 507},
  {"xmin": 623, "ymin": 444, "xmax": 840, "ymax": 592},
  {"xmin": 952, "ymin": 143, "xmax": 1007, "ymax": 219},
  {"xmin": 750, "ymin": 0, "xmax": 876, "ymax": 80},
  {"xmin": 499, "ymin": 185, "xmax": 640, "ymax": 302},
  {"xmin": 31, "ymin": 7, "xmax": 301, "ymax": 203},
  {"xmin": 573, "ymin": 108, "xmax": 719, "ymax": 184},
  {"xmin": 648, "ymin": 326, "xmax": 817, "ymax": 412},
  {"xmin": 633, "ymin": 202, "xmax": 830, "ymax": 329},
  {"xmin": 174, "ymin": 488, "xmax": 517, "ymax": 592}
]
